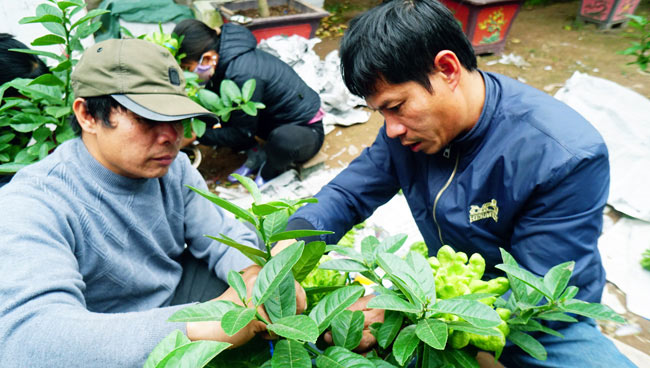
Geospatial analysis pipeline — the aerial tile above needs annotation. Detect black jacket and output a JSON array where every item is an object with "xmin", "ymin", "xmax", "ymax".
[{"xmin": 198, "ymin": 23, "xmax": 321, "ymax": 149}]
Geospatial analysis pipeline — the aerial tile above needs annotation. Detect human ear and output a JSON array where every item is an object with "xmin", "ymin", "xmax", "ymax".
[
  {"xmin": 200, "ymin": 50, "xmax": 219, "ymax": 66},
  {"xmin": 72, "ymin": 98, "xmax": 99, "ymax": 134},
  {"xmin": 433, "ymin": 51, "xmax": 462, "ymax": 90}
]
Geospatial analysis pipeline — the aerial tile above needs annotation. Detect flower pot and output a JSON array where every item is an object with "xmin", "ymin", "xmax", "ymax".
[
  {"xmin": 577, "ymin": 0, "xmax": 641, "ymax": 29},
  {"xmin": 215, "ymin": 0, "xmax": 329, "ymax": 43},
  {"xmin": 440, "ymin": 0, "xmax": 523, "ymax": 55}
]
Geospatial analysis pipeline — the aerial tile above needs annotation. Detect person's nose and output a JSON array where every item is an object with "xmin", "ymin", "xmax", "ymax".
[
  {"xmin": 384, "ymin": 116, "xmax": 406, "ymax": 139},
  {"xmin": 156, "ymin": 122, "xmax": 182, "ymax": 145}
]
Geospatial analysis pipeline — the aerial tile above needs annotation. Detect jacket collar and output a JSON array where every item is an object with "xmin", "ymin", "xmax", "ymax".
[
  {"xmin": 213, "ymin": 23, "xmax": 257, "ymax": 82},
  {"xmin": 449, "ymin": 70, "xmax": 500, "ymax": 158}
]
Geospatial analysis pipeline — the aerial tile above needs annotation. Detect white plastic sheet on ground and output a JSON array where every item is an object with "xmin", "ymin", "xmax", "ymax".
[
  {"xmin": 555, "ymin": 72, "xmax": 650, "ymax": 320},
  {"xmin": 258, "ymin": 35, "xmax": 370, "ymax": 135}
]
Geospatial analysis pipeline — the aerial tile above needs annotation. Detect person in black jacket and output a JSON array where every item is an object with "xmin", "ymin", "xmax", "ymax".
[{"xmin": 173, "ymin": 19, "xmax": 324, "ymax": 186}]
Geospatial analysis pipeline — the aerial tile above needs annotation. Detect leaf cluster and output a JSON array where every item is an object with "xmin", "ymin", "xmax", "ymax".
[
  {"xmin": 0, "ymin": 0, "xmax": 108, "ymax": 173},
  {"xmin": 146, "ymin": 180, "xmax": 626, "ymax": 368},
  {"xmin": 618, "ymin": 14, "xmax": 650, "ymax": 71}
]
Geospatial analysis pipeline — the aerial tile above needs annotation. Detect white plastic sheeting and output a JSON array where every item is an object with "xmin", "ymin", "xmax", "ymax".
[{"xmin": 258, "ymin": 35, "xmax": 371, "ymax": 135}]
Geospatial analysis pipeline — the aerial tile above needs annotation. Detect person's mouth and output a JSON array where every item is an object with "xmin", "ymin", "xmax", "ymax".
[
  {"xmin": 403, "ymin": 140, "xmax": 422, "ymax": 152},
  {"xmin": 152, "ymin": 154, "xmax": 176, "ymax": 166}
]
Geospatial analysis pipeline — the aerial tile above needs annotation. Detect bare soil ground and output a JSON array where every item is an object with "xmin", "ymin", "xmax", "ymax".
[{"xmin": 196, "ymin": 0, "xmax": 650, "ymax": 361}]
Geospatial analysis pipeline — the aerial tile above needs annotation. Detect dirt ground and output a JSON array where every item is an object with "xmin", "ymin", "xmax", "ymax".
[{"xmin": 194, "ymin": 0, "xmax": 650, "ymax": 361}]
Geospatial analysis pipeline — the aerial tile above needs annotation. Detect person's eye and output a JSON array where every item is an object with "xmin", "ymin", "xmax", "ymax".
[{"xmin": 388, "ymin": 103, "xmax": 403, "ymax": 112}]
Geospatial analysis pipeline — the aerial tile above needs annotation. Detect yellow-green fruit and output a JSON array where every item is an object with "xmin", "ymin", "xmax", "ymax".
[
  {"xmin": 454, "ymin": 251, "xmax": 468, "ymax": 264},
  {"xmin": 450, "ymin": 331, "xmax": 470, "ymax": 349},
  {"xmin": 486, "ymin": 277, "xmax": 510, "ymax": 296},
  {"xmin": 469, "ymin": 330, "xmax": 506, "ymax": 353},
  {"xmin": 436, "ymin": 245, "xmax": 456, "ymax": 265},
  {"xmin": 468, "ymin": 253, "xmax": 486, "ymax": 279},
  {"xmin": 469, "ymin": 279, "xmax": 489, "ymax": 293},
  {"xmin": 427, "ymin": 256, "xmax": 441, "ymax": 272}
]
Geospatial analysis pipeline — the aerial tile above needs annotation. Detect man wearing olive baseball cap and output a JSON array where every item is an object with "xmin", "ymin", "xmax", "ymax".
[{"xmin": 0, "ymin": 38, "xmax": 294, "ymax": 366}]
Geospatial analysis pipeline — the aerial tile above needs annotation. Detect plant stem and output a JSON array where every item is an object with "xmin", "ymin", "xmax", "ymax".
[{"xmin": 303, "ymin": 342, "xmax": 322, "ymax": 357}]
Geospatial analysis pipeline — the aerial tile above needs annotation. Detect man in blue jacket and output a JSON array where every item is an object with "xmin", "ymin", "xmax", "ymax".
[{"xmin": 286, "ymin": 0, "xmax": 634, "ymax": 366}]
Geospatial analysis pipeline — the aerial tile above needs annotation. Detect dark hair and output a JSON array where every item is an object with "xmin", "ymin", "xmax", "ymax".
[
  {"xmin": 70, "ymin": 96, "xmax": 124, "ymax": 135},
  {"xmin": 340, "ymin": 0, "xmax": 477, "ymax": 98},
  {"xmin": 173, "ymin": 19, "xmax": 221, "ymax": 64},
  {"xmin": 0, "ymin": 33, "xmax": 49, "ymax": 97}
]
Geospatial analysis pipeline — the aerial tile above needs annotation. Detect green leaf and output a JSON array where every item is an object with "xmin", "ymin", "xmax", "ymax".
[
  {"xmin": 375, "ymin": 233, "xmax": 408, "ymax": 256},
  {"xmin": 231, "ymin": 173, "xmax": 261, "ymax": 203},
  {"xmin": 507, "ymin": 331, "xmax": 547, "ymax": 361},
  {"xmin": 168, "ymin": 300, "xmax": 238, "ymax": 322},
  {"xmin": 0, "ymin": 163, "xmax": 28, "ymax": 173},
  {"xmin": 252, "ymin": 203, "xmax": 285, "ymax": 216},
  {"xmin": 58, "ymin": 1, "xmax": 84, "ymax": 11},
  {"xmin": 198, "ymin": 88, "xmax": 223, "ymax": 111},
  {"xmin": 228, "ymin": 270, "xmax": 248, "ymax": 303},
  {"xmin": 446, "ymin": 321, "xmax": 502, "ymax": 336},
  {"xmin": 331, "ymin": 310, "xmax": 365, "ymax": 350},
  {"xmin": 221, "ymin": 79, "xmax": 242, "ymax": 104},
  {"xmin": 38, "ymin": 142, "xmax": 50, "ymax": 160},
  {"xmin": 361, "ymin": 235, "xmax": 380, "ymax": 264},
  {"xmin": 269, "ymin": 229, "xmax": 333, "ymax": 242},
  {"xmin": 292, "ymin": 240, "xmax": 326, "ymax": 283},
  {"xmin": 392, "ymin": 325, "xmax": 419, "ymax": 366},
  {"xmin": 430, "ymin": 299, "xmax": 501, "ymax": 328},
  {"xmin": 495, "ymin": 264, "xmax": 551, "ymax": 299},
  {"xmin": 325, "ymin": 245, "xmax": 365, "ymax": 263},
  {"xmin": 376, "ymin": 253, "xmax": 426, "ymax": 307},
  {"xmin": 559, "ymin": 285, "xmax": 579, "ymax": 301},
  {"xmin": 70, "ymin": 9, "xmax": 111, "ymax": 29},
  {"xmin": 242, "ymin": 101, "xmax": 258, "ymax": 116},
  {"xmin": 441, "ymin": 348, "xmax": 480, "ymax": 368},
  {"xmin": 191, "ymin": 118, "xmax": 206, "ymax": 138},
  {"xmin": 221, "ymin": 306, "xmax": 257, "ymax": 336},
  {"xmin": 375, "ymin": 310, "xmax": 404, "ymax": 349},
  {"xmin": 509, "ymin": 319, "xmax": 563, "ymax": 338},
  {"xmin": 31, "ymin": 34, "xmax": 66, "ymax": 46},
  {"xmin": 155, "ymin": 340, "xmax": 231, "ymax": 368},
  {"xmin": 0, "ymin": 133, "xmax": 15, "ymax": 145},
  {"xmin": 6, "ymin": 48, "xmax": 62, "ymax": 62},
  {"xmin": 206, "ymin": 234, "xmax": 267, "ymax": 266},
  {"xmin": 264, "ymin": 273, "xmax": 296, "ymax": 323},
  {"xmin": 187, "ymin": 185, "xmax": 258, "ymax": 226},
  {"xmin": 19, "ymin": 14, "xmax": 63, "ymax": 25},
  {"xmin": 319, "ymin": 258, "xmax": 369, "ymax": 272},
  {"xmin": 535, "ymin": 311, "xmax": 578, "ymax": 323},
  {"xmin": 367, "ymin": 294, "xmax": 420, "ymax": 314},
  {"xmin": 315, "ymin": 346, "xmax": 375, "ymax": 368},
  {"xmin": 241, "ymin": 79, "xmax": 256, "ymax": 102},
  {"xmin": 415, "ymin": 318, "xmax": 447, "ymax": 350},
  {"xmin": 267, "ymin": 315, "xmax": 319, "ymax": 343},
  {"xmin": 253, "ymin": 241, "xmax": 304, "ymax": 307},
  {"xmin": 405, "ymin": 251, "xmax": 436, "ymax": 300},
  {"xmin": 144, "ymin": 330, "xmax": 191, "ymax": 368},
  {"xmin": 309, "ymin": 285, "xmax": 365, "ymax": 334},
  {"xmin": 271, "ymin": 339, "xmax": 312, "ymax": 368},
  {"xmin": 543, "ymin": 261, "xmax": 574, "ymax": 300},
  {"xmin": 29, "ymin": 74, "xmax": 64, "ymax": 87},
  {"xmin": 44, "ymin": 105, "xmax": 72, "ymax": 118},
  {"xmin": 254, "ymin": 102, "xmax": 266, "ymax": 109},
  {"xmin": 263, "ymin": 210, "xmax": 289, "ymax": 241},
  {"xmin": 560, "ymin": 299, "xmax": 626, "ymax": 323},
  {"xmin": 10, "ymin": 120, "xmax": 42, "ymax": 133}
]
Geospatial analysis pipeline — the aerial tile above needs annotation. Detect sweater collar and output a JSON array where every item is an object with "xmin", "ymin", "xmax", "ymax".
[
  {"xmin": 74, "ymin": 138, "xmax": 150, "ymax": 193},
  {"xmin": 450, "ymin": 70, "xmax": 499, "ymax": 157}
]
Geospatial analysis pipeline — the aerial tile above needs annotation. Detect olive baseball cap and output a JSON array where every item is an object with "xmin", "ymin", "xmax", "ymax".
[{"xmin": 71, "ymin": 38, "xmax": 218, "ymax": 124}]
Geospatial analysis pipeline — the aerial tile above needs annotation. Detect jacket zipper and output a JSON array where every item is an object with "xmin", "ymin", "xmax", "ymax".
[{"xmin": 433, "ymin": 146, "xmax": 460, "ymax": 245}]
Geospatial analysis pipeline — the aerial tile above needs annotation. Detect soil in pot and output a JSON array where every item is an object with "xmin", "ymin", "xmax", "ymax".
[{"xmin": 235, "ymin": 5, "xmax": 301, "ymax": 18}]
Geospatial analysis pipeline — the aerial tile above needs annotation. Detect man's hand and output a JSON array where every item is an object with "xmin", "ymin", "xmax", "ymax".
[
  {"xmin": 323, "ymin": 294, "xmax": 384, "ymax": 353},
  {"xmin": 180, "ymin": 131, "xmax": 197, "ymax": 149},
  {"xmin": 271, "ymin": 238, "xmax": 295, "ymax": 256},
  {"xmin": 185, "ymin": 265, "xmax": 307, "ymax": 347}
]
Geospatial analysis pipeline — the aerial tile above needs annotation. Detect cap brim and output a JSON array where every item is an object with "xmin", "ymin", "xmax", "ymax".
[{"xmin": 112, "ymin": 94, "xmax": 219, "ymax": 125}]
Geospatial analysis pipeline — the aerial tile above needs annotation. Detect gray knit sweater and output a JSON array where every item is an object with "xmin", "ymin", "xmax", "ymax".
[{"xmin": 0, "ymin": 138, "xmax": 257, "ymax": 367}]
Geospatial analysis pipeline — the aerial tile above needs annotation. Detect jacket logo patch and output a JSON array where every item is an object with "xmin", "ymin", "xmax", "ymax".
[{"xmin": 469, "ymin": 199, "xmax": 499, "ymax": 223}]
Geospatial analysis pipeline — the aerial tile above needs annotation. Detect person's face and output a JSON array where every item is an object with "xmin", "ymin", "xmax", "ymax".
[
  {"xmin": 366, "ymin": 73, "xmax": 467, "ymax": 155},
  {"xmin": 92, "ymin": 108, "xmax": 184, "ymax": 179}
]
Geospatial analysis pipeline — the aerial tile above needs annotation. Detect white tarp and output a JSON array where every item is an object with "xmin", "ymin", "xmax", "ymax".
[{"xmin": 258, "ymin": 35, "xmax": 371, "ymax": 135}]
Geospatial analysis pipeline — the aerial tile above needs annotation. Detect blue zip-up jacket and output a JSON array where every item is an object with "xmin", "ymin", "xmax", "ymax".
[
  {"xmin": 289, "ymin": 71, "xmax": 609, "ymax": 303},
  {"xmin": 198, "ymin": 23, "xmax": 321, "ymax": 148}
]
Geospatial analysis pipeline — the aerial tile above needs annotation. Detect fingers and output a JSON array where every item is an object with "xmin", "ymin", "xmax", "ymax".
[
  {"xmin": 295, "ymin": 280, "xmax": 307, "ymax": 315},
  {"xmin": 354, "ymin": 330, "xmax": 377, "ymax": 353}
]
